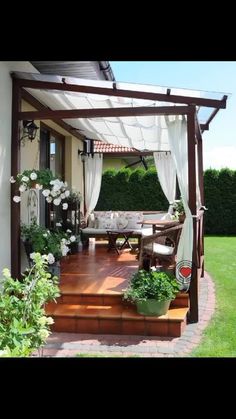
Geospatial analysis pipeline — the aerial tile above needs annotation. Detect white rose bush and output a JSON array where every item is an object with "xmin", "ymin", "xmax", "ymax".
[{"xmin": 10, "ymin": 168, "xmax": 70, "ymax": 210}]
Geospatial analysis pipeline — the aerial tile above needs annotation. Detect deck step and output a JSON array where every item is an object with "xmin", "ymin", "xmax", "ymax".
[
  {"xmin": 46, "ymin": 303, "xmax": 188, "ymax": 337},
  {"xmin": 54, "ymin": 292, "xmax": 189, "ymax": 308}
]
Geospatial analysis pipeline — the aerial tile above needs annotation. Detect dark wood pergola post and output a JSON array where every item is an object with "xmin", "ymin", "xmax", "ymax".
[
  {"xmin": 11, "ymin": 79, "xmax": 21, "ymax": 278},
  {"xmin": 187, "ymin": 107, "xmax": 198, "ymax": 323}
]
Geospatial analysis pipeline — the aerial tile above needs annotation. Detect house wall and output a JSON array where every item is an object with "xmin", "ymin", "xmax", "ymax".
[
  {"xmin": 102, "ymin": 157, "xmax": 127, "ymax": 171},
  {"xmin": 0, "ymin": 61, "xmax": 39, "ymax": 274},
  {"xmin": 0, "ymin": 61, "xmax": 84, "ymax": 273}
]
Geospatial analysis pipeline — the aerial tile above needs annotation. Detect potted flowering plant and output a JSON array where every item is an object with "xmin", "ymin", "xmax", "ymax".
[
  {"xmin": 172, "ymin": 198, "xmax": 185, "ymax": 223},
  {"xmin": 123, "ymin": 269, "xmax": 180, "ymax": 316},
  {"xmin": 10, "ymin": 168, "xmax": 70, "ymax": 209},
  {"xmin": 21, "ymin": 221, "xmax": 76, "ymax": 277}
]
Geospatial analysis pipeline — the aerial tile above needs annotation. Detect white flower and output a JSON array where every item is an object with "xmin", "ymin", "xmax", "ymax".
[
  {"xmin": 70, "ymin": 235, "xmax": 76, "ymax": 243},
  {"xmin": 30, "ymin": 252, "xmax": 36, "ymax": 260},
  {"xmin": 43, "ymin": 233, "xmax": 48, "ymax": 238},
  {"xmin": 52, "ymin": 184, "xmax": 61, "ymax": 192},
  {"xmin": 46, "ymin": 316, "xmax": 54, "ymax": 325},
  {"xmin": 56, "ymin": 222, "xmax": 62, "ymax": 227},
  {"xmin": 35, "ymin": 183, "xmax": 43, "ymax": 190},
  {"xmin": 38, "ymin": 329, "xmax": 50, "ymax": 340},
  {"xmin": 19, "ymin": 184, "xmax": 26, "ymax": 192},
  {"xmin": 50, "ymin": 190, "xmax": 58, "ymax": 197},
  {"xmin": 38, "ymin": 316, "xmax": 47, "ymax": 326},
  {"xmin": 22, "ymin": 176, "xmax": 29, "ymax": 182},
  {"xmin": 62, "ymin": 203, "xmax": 68, "ymax": 210},
  {"xmin": 10, "ymin": 176, "xmax": 16, "ymax": 183},
  {"xmin": 2, "ymin": 268, "xmax": 11, "ymax": 278},
  {"xmin": 46, "ymin": 196, "xmax": 53, "ymax": 203},
  {"xmin": 30, "ymin": 172, "xmax": 37, "ymax": 180},
  {"xmin": 13, "ymin": 195, "xmax": 21, "ymax": 203},
  {"xmin": 61, "ymin": 238, "xmax": 67, "ymax": 244},
  {"xmin": 61, "ymin": 244, "xmax": 69, "ymax": 256},
  {"xmin": 64, "ymin": 181, "xmax": 68, "ymax": 188},
  {"xmin": 42, "ymin": 189, "xmax": 50, "ymax": 197},
  {"xmin": 66, "ymin": 229, "xmax": 72, "ymax": 233},
  {"xmin": 60, "ymin": 193, "xmax": 66, "ymax": 199},
  {"xmin": 53, "ymin": 198, "xmax": 61, "ymax": 206},
  {"xmin": 47, "ymin": 253, "xmax": 55, "ymax": 264},
  {"xmin": 65, "ymin": 190, "xmax": 70, "ymax": 197}
]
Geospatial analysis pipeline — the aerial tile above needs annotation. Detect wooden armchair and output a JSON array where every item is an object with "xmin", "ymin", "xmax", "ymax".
[{"xmin": 139, "ymin": 224, "xmax": 183, "ymax": 271}]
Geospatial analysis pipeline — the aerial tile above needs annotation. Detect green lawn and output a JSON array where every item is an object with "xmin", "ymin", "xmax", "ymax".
[{"xmin": 191, "ymin": 236, "xmax": 236, "ymax": 357}]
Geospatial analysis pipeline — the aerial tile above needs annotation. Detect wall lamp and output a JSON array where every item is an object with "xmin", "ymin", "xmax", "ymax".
[{"xmin": 21, "ymin": 120, "xmax": 39, "ymax": 142}]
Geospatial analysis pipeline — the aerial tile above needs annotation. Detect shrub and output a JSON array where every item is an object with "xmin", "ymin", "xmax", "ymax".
[{"xmin": 0, "ymin": 253, "xmax": 60, "ymax": 357}]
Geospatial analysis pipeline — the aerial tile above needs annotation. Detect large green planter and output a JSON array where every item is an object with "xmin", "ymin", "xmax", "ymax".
[{"xmin": 136, "ymin": 299, "xmax": 171, "ymax": 316}]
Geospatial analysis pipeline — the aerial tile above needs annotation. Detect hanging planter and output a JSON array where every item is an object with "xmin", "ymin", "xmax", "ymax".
[{"xmin": 10, "ymin": 169, "xmax": 70, "ymax": 209}]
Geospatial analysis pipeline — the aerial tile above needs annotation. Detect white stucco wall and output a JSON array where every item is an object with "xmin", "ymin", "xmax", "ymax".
[
  {"xmin": 0, "ymin": 61, "xmax": 84, "ymax": 273},
  {"xmin": 0, "ymin": 61, "xmax": 38, "ymax": 273}
]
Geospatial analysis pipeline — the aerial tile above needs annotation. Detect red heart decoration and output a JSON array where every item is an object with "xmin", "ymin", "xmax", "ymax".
[{"xmin": 179, "ymin": 266, "xmax": 191, "ymax": 278}]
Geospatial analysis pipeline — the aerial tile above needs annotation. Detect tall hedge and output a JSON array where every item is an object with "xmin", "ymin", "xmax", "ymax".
[{"xmin": 96, "ymin": 167, "xmax": 236, "ymax": 235}]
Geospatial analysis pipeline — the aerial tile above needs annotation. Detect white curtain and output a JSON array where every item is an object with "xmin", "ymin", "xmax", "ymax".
[
  {"xmin": 153, "ymin": 151, "xmax": 176, "ymax": 214},
  {"xmin": 85, "ymin": 154, "xmax": 103, "ymax": 218},
  {"xmin": 165, "ymin": 116, "xmax": 193, "ymax": 291}
]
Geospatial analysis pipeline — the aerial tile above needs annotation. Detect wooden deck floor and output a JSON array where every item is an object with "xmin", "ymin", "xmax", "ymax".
[
  {"xmin": 60, "ymin": 241, "xmax": 139, "ymax": 295},
  {"xmin": 47, "ymin": 241, "xmax": 189, "ymax": 337}
]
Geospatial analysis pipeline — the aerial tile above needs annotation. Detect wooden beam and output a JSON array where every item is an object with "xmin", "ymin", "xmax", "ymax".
[
  {"xmin": 201, "ymin": 104, "xmax": 223, "ymax": 133},
  {"xmin": 13, "ymin": 77, "xmax": 227, "ymax": 109},
  {"xmin": 18, "ymin": 106, "xmax": 191, "ymax": 121},
  {"xmin": 11, "ymin": 79, "xmax": 21, "ymax": 279},
  {"xmin": 21, "ymin": 90, "xmax": 85, "ymax": 142},
  {"xmin": 187, "ymin": 107, "xmax": 198, "ymax": 323}
]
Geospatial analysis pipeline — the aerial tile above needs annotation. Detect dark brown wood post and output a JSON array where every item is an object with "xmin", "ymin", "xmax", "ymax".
[
  {"xmin": 11, "ymin": 79, "xmax": 21, "ymax": 278},
  {"xmin": 187, "ymin": 107, "xmax": 198, "ymax": 323},
  {"xmin": 197, "ymin": 132, "xmax": 205, "ymax": 277},
  {"xmin": 82, "ymin": 158, "xmax": 87, "ymax": 216}
]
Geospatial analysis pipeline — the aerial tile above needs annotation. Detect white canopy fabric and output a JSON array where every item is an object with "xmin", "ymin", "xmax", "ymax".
[
  {"xmin": 85, "ymin": 154, "xmax": 103, "ymax": 218},
  {"xmin": 15, "ymin": 71, "xmax": 217, "ymax": 153}
]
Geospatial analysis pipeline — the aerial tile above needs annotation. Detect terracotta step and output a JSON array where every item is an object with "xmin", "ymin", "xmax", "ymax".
[
  {"xmin": 53, "ymin": 291, "xmax": 189, "ymax": 308},
  {"xmin": 46, "ymin": 303, "xmax": 188, "ymax": 337}
]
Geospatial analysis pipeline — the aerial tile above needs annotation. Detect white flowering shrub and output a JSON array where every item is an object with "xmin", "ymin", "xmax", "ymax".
[
  {"xmin": 10, "ymin": 169, "xmax": 70, "ymax": 209},
  {"xmin": 0, "ymin": 253, "xmax": 60, "ymax": 357}
]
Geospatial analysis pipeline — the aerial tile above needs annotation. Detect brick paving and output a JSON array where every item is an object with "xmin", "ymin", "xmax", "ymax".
[{"xmin": 34, "ymin": 272, "xmax": 215, "ymax": 358}]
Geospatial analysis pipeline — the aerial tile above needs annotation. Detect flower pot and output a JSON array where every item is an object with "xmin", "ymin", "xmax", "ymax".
[
  {"xmin": 136, "ymin": 299, "xmax": 171, "ymax": 316},
  {"xmin": 178, "ymin": 214, "xmax": 186, "ymax": 223},
  {"xmin": 23, "ymin": 240, "xmax": 33, "ymax": 257},
  {"xmin": 69, "ymin": 242, "xmax": 79, "ymax": 254},
  {"xmin": 47, "ymin": 261, "xmax": 60, "ymax": 279}
]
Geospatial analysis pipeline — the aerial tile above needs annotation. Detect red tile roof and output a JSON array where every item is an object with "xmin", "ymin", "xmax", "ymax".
[{"xmin": 94, "ymin": 141, "xmax": 136, "ymax": 153}]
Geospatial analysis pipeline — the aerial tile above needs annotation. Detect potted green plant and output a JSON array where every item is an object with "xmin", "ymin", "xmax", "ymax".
[
  {"xmin": 123, "ymin": 269, "xmax": 180, "ymax": 316},
  {"xmin": 172, "ymin": 198, "xmax": 185, "ymax": 223}
]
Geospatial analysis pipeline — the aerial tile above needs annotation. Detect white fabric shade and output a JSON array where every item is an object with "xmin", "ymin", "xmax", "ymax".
[
  {"xmin": 153, "ymin": 151, "xmax": 176, "ymax": 212},
  {"xmin": 85, "ymin": 154, "xmax": 103, "ymax": 218}
]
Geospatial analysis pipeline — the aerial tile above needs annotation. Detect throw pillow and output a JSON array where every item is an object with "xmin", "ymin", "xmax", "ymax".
[
  {"xmin": 88, "ymin": 213, "xmax": 95, "ymax": 228},
  {"xmin": 116, "ymin": 216, "xmax": 128, "ymax": 230}
]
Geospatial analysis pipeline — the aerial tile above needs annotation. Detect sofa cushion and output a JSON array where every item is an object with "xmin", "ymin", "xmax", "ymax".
[
  {"xmin": 153, "ymin": 243, "xmax": 174, "ymax": 255},
  {"xmin": 116, "ymin": 216, "xmax": 128, "ymax": 229},
  {"xmin": 123, "ymin": 212, "xmax": 143, "ymax": 229}
]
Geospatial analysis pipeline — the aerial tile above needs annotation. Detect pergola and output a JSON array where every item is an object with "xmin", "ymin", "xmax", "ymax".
[{"xmin": 11, "ymin": 72, "xmax": 228, "ymax": 323}]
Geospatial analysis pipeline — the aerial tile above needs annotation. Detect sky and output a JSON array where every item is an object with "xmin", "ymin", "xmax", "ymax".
[{"xmin": 110, "ymin": 62, "xmax": 236, "ymax": 170}]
